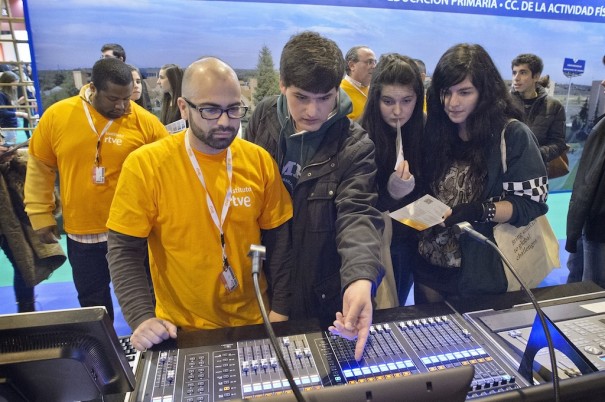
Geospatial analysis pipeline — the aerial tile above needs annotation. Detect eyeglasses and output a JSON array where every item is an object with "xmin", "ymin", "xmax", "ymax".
[
  {"xmin": 183, "ymin": 98, "xmax": 248, "ymax": 120},
  {"xmin": 360, "ymin": 59, "xmax": 377, "ymax": 66}
]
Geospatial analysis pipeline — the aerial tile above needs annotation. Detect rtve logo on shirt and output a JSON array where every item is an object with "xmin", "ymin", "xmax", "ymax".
[
  {"xmin": 104, "ymin": 132, "xmax": 125, "ymax": 146},
  {"xmin": 231, "ymin": 186, "xmax": 253, "ymax": 207}
]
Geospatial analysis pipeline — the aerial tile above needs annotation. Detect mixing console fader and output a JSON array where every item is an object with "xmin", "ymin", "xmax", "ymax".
[
  {"xmin": 130, "ymin": 312, "xmax": 529, "ymax": 401},
  {"xmin": 238, "ymin": 335, "xmax": 321, "ymax": 395}
]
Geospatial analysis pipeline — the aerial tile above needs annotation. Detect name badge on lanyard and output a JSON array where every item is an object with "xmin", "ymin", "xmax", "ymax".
[
  {"xmin": 83, "ymin": 100, "xmax": 113, "ymax": 185},
  {"xmin": 92, "ymin": 166, "xmax": 106, "ymax": 184},
  {"xmin": 221, "ymin": 262, "xmax": 239, "ymax": 292},
  {"xmin": 185, "ymin": 133, "xmax": 239, "ymax": 292}
]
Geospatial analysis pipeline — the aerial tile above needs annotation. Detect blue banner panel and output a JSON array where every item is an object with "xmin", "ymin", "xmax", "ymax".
[
  {"xmin": 220, "ymin": 0, "xmax": 605, "ymax": 23},
  {"xmin": 563, "ymin": 58, "xmax": 585, "ymax": 75}
]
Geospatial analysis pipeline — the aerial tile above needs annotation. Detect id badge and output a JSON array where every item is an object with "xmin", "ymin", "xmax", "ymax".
[
  {"xmin": 92, "ymin": 166, "xmax": 106, "ymax": 184},
  {"xmin": 220, "ymin": 264, "xmax": 239, "ymax": 292}
]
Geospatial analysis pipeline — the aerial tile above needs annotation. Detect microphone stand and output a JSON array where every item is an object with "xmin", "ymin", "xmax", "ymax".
[
  {"xmin": 248, "ymin": 245, "xmax": 305, "ymax": 402},
  {"xmin": 454, "ymin": 222, "xmax": 561, "ymax": 402}
]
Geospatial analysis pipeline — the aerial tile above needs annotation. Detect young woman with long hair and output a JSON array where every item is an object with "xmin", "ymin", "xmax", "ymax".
[
  {"xmin": 415, "ymin": 44, "xmax": 548, "ymax": 303},
  {"xmin": 360, "ymin": 53, "xmax": 425, "ymax": 306},
  {"xmin": 157, "ymin": 63, "xmax": 183, "ymax": 125}
]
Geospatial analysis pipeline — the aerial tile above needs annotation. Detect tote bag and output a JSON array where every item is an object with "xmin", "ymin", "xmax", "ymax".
[
  {"xmin": 495, "ymin": 121, "xmax": 561, "ymax": 291},
  {"xmin": 546, "ymin": 146, "xmax": 570, "ymax": 179},
  {"xmin": 375, "ymin": 212, "xmax": 399, "ymax": 309}
]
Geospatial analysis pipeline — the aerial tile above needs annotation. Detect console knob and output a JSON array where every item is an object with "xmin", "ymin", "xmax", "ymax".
[{"xmin": 584, "ymin": 345, "xmax": 602, "ymax": 355}]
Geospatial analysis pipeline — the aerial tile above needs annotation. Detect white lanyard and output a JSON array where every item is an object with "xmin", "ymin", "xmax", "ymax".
[
  {"xmin": 185, "ymin": 132, "xmax": 233, "ymax": 265},
  {"xmin": 82, "ymin": 100, "xmax": 113, "ymax": 166}
]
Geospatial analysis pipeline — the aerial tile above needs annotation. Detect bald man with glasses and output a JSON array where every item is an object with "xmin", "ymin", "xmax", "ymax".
[{"xmin": 107, "ymin": 57, "xmax": 293, "ymax": 351}]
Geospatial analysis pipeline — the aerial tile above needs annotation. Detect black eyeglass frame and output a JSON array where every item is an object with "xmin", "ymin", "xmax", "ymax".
[{"xmin": 182, "ymin": 98, "xmax": 248, "ymax": 120}]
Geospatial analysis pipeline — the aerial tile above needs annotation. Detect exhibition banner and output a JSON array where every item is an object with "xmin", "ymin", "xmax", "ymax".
[{"xmin": 223, "ymin": 0, "xmax": 605, "ymax": 23}]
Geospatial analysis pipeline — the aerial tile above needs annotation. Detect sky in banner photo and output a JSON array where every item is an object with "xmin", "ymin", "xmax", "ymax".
[{"xmin": 25, "ymin": 0, "xmax": 605, "ymax": 86}]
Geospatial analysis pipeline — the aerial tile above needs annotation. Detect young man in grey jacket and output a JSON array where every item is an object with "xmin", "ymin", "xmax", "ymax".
[{"xmin": 245, "ymin": 31, "xmax": 384, "ymax": 361}]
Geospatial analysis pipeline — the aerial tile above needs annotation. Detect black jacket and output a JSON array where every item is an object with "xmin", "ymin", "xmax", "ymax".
[
  {"xmin": 458, "ymin": 120, "xmax": 549, "ymax": 294},
  {"xmin": 512, "ymin": 85, "xmax": 567, "ymax": 163},
  {"xmin": 245, "ymin": 96, "xmax": 384, "ymax": 324},
  {"xmin": 566, "ymin": 118, "xmax": 605, "ymax": 252}
]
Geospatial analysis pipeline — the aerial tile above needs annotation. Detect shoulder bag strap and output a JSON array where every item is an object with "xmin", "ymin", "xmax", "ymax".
[{"xmin": 499, "ymin": 119, "xmax": 517, "ymax": 174}]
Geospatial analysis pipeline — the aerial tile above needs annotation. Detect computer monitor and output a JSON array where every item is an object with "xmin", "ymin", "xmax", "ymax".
[{"xmin": 0, "ymin": 307, "xmax": 135, "ymax": 402}]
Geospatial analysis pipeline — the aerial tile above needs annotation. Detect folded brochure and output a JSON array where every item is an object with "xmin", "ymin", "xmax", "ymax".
[{"xmin": 389, "ymin": 194, "xmax": 450, "ymax": 231}]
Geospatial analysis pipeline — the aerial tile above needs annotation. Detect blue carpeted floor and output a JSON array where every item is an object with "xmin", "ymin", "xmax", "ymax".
[
  {"xmin": 0, "ymin": 259, "xmax": 131, "ymax": 336},
  {"xmin": 0, "ymin": 192, "xmax": 572, "ymax": 337}
]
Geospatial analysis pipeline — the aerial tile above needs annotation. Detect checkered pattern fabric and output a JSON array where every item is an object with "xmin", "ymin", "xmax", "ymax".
[
  {"xmin": 503, "ymin": 176, "xmax": 548, "ymax": 203},
  {"xmin": 67, "ymin": 232, "xmax": 108, "ymax": 244}
]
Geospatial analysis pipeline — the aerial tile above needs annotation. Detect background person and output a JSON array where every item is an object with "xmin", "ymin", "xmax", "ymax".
[
  {"xmin": 127, "ymin": 64, "xmax": 152, "ymax": 112},
  {"xmin": 24, "ymin": 58, "xmax": 168, "ymax": 321},
  {"xmin": 17, "ymin": 64, "xmax": 37, "ymax": 139},
  {"xmin": 0, "ymin": 71, "xmax": 29, "ymax": 146},
  {"xmin": 157, "ymin": 63, "xmax": 184, "ymax": 125},
  {"xmin": 413, "ymin": 58, "xmax": 429, "ymax": 113},
  {"xmin": 511, "ymin": 53, "xmax": 567, "ymax": 169},
  {"xmin": 0, "ymin": 145, "xmax": 35, "ymax": 312},
  {"xmin": 341, "ymin": 45, "xmax": 377, "ymax": 121},
  {"xmin": 100, "ymin": 43, "xmax": 126, "ymax": 61},
  {"xmin": 566, "ymin": 54, "xmax": 605, "ymax": 288}
]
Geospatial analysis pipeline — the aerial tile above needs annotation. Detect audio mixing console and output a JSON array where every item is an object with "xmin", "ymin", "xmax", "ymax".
[
  {"xmin": 465, "ymin": 294, "xmax": 605, "ymax": 381},
  {"xmin": 129, "ymin": 309, "xmax": 529, "ymax": 401}
]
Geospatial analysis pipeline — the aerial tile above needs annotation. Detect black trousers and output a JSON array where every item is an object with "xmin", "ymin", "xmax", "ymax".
[{"xmin": 66, "ymin": 237, "xmax": 114, "ymax": 321}]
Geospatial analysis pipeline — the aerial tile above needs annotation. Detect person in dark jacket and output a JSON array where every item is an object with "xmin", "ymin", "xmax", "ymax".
[
  {"xmin": 0, "ymin": 72, "xmax": 29, "ymax": 146},
  {"xmin": 244, "ymin": 31, "xmax": 384, "ymax": 362},
  {"xmin": 416, "ymin": 44, "xmax": 548, "ymax": 303},
  {"xmin": 0, "ymin": 145, "xmax": 35, "ymax": 312},
  {"xmin": 511, "ymin": 53, "xmax": 567, "ymax": 166},
  {"xmin": 566, "ymin": 54, "xmax": 605, "ymax": 287}
]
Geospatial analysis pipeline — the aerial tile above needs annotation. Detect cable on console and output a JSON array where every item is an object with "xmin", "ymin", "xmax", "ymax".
[
  {"xmin": 454, "ymin": 222, "xmax": 561, "ymax": 402},
  {"xmin": 249, "ymin": 244, "xmax": 306, "ymax": 402}
]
